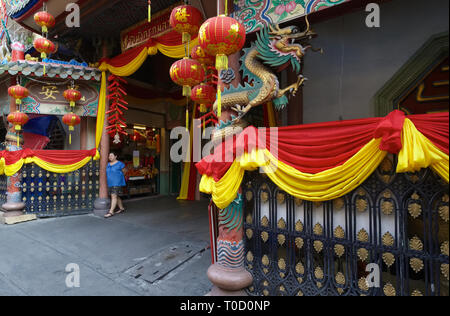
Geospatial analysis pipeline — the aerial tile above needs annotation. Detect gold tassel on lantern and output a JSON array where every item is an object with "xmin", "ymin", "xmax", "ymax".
[
  {"xmin": 69, "ymin": 126, "xmax": 74, "ymax": 145},
  {"xmin": 186, "ymin": 107, "xmax": 189, "ymax": 131},
  {"xmin": 200, "ymin": 104, "xmax": 206, "ymax": 113},
  {"xmin": 182, "ymin": 32, "xmax": 191, "ymax": 44},
  {"xmin": 182, "ymin": 86, "xmax": 191, "ymax": 97},
  {"xmin": 217, "ymin": 87, "xmax": 222, "ymax": 118},
  {"xmin": 15, "ymin": 125, "xmax": 21, "ymax": 147},
  {"xmin": 216, "ymin": 54, "xmax": 228, "ymax": 71}
]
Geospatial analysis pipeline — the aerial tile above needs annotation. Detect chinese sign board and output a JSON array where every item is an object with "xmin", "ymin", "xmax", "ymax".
[
  {"xmin": 398, "ymin": 57, "xmax": 449, "ymax": 114},
  {"xmin": 18, "ymin": 78, "xmax": 100, "ymax": 117},
  {"xmin": 232, "ymin": 0, "xmax": 349, "ymax": 34},
  {"xmin": 120, "ymin": 3, "xmax": 181, "ymax": 52}
]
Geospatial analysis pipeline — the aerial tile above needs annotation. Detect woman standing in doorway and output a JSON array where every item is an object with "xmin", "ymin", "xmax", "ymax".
[{"xmin": 104, "ymin": 152, "xmax": 127, "ymax": 218}]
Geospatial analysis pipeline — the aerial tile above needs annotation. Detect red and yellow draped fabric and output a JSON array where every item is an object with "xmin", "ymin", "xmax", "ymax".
[
  {"xmin": 196, "ymin": 111, "xmax": 449, "ymax": 210},
  {"xmin": 0, "ymin": 149, "xmax": 98, "ymax": 176}
]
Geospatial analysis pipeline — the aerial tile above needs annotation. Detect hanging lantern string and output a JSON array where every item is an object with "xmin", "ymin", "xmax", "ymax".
[
  {"xmin": 225, "ymin": 0, "xmax": 228, "ymax": 16},
  {"xmin": 148, "ymin": 0, "xmax": 151, "ymax": 23}
]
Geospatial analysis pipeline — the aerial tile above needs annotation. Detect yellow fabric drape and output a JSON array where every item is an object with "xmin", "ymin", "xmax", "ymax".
[
  {"xmin": 95, "ymin": 72, "xmax": 107, "ymax": 151},
  {"xmin": 1, "ymin": 156, "xmax": 94, "ymax": 177},
  {"xmin": 200, "ymin": 139, "xmax": 387, "ymax": 209},
  {"xmin": 397, "ymin": 118, "xmax": 449, "ymax": 182},
  {"xmin": 177, "ymin": 105, "xmax": 197, "ymax": 200}
]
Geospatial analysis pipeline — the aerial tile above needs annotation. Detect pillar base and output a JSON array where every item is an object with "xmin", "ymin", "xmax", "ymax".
[
  {"xmin": 0, "ymin": 211, "xmax": 36, "ymax": 225},
  {"xmin": 207, "ymin": 263, "xmax": 253, "ymax": 296},
  {"xmin": 93, "ymin": 198, "xmax": 111, "ymax": 217}
]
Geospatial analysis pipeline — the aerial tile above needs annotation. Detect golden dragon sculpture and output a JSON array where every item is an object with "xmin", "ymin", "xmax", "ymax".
[{"xmin": 212, "ymin": 16, "xmax": 322, "ymax": 143}]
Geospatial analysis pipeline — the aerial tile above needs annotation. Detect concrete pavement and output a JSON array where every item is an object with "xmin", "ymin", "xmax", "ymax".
[{"xmin": 0, "ymin": 196, "xmax": 213, "ymax": 296}]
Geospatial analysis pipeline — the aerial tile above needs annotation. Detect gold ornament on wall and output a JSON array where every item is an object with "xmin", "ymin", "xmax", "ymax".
[
  {"xmin": 357, "ymin": 248, "xmax": 369, "ymax": 262},
  {"xmin": 295, "ymin": 220, "xmax": 304, "ymax": 232},
  {"xmin": 246, "ymin": 214, "xmax": 253, "ymax": 224},
  {"xmin": 277, "ymin": 234, "xmax": 286, "ymax": 246},
  {"xmin": 314, "ymin": 267, "xmax": 324, "ymax": 280},
  {"xmin": 296, "ymin": 262, "xmax": 305, "ymax": 275},
  {"xmin": 333, "ymin": 198, "xmax": 344, "ymax": 210},
  {"xmin": 382, "ymin": 190, "xmax": 392, "ymax": 199},
  {"xmin": 408, "ymin": 202, "xmax": 422, "ymax": 219},
  {"xmin": 246, "ymin": 251, "xmax": 254, "ymax": 263},
  {"xmin": 334, "ymin": 244, "xmax": 345, "ymax": 258},
  {"xmin": 314, "ymin": 240, "xmax": 323, "ymax": 253},
  {"xmin": 383, "ymin": 283, "xmax": 396, "ymax": 296},
  {"xmin": 381, "ymin": 201, "xmax": 394, "ymax": 215},
  {"xmin": 441, "ymin": 263, "xmax": 449, "ymax": 280},
  {"xmin": 313, "ymin": 201, "xmax": 322, "ymax": 208},
  {"xmin": 382, "ymin": 232, "xmax": 395, "ymax": 247},
  {"xmin": 276, "ymin": 192, "xmax": 285, "ymax": 204},
  {"xmin": 358, "ymin": 277, "xmax": 369, "ymax": 292},
  {"xmin": 334, "ymin": 226, "xmax": 345, "ymax": 239},
  {"xmin": 409, "ymin": 236, "xmax": 423, "ymax": 251},
  {"xmin": 313, "ymin": 223, "xmax": 323, "ymax": 236},
  {"xmin": 261, "ymin": 191, "xmax": 269, "ymax": 203},
  {"xmin": 297, "ymin": 290, "xmax": 304, "ymax": 296},
  {"xmin": 246, "ymin": 228, "xmax": 253, "ymax": 239},
  {"xmin": 357, "ymin": 228, "xmax": 370, "ymax": 243},
  {"xmin": 295, "ymin": 198, "xmax": 303, "ymax": 206},
  {"xmin": 295, "ymin": 237, "xmax": 304, "ymax": 249},
  {"xmin": 382, "ymin": 252, "xmax": 395, "ymax": 267},
  {"xmin": 278, "ymin": 258, "xmax": 286, "ymax": 270},
  {"xmin": 411, "ymin": 289, "xmax": 423, "ymax": 296},
  {"xmin": 261, "ymin": 216, "xmax": 269, "ymax": 227},
  {"xmin": 439, "ymin": 205, "xmax": 449, "ymax": 222},
  {"xmin": 277, "ymin": 218, "xmax": 286, "ymax": 230},
  {"xmin": 262, "ymin": 255, "xmax": 269, "ymax": 266},
  {"xmin": 411, "ymin": 192, "xmax": 420, "ymax": 200},
  {"xmin": 441, "ymin": 241, "xmax": 449, "ymax": 256},
  {"xmin": 356, "ymin": 198, "xmax": 368, "ymax": 212},
  {"xmin": 246, "ymin": 191, "xmax": 253, "ymax": 201},
  {"xmin": 335, "ymin": 272, "xmax": 346, "ymax": 285},
  {"xmin": 380, "ymin": 157, "xmax": 393, "ymax": 172},
  {"xmin": 261, "ymin": 231, "xmax": 269, "ymax": 243},
  {"xmin": 410, "ymin": 258, "xmax": 424, "ymax": 273}
]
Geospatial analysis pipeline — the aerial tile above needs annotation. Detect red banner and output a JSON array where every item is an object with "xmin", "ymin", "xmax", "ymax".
[{"xmin": 120, "ymin": 2, "xmax": 182, "ymax": 52}]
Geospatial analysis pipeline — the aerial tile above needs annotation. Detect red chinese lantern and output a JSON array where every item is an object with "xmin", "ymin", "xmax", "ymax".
[
  {"xmin": 8, "ymin": 85, "xmax": 29, "ymax": 105},
  {"xmin": 64, "ymin": 88, "xmax": 82, "ymax": 109},
  {"xmin": 170, "ymin": 58, "xmax": 205, "ymax": 97},
  {"xmin": 63, "ymin": 113, "xmax": 81, "ymax": 145},
  {"xmin": 7, "ymin": 111, "xmax": 29, "ymax": 146},
  {"xmin": 34, "ymin": 11, "xmax": 55, "ymax": 34},
  {"xmin": 191, "ymin": 45, "xmax": 215, "ymax": 66},
  {"xmin": 33, "ymin": 37, "xmax": 56, "ymax": 59},
  {"xmin": 169, "ymin": 5, "xmax": 203, "ymax": 44},
  {"xmin": 7, "ymin": 111, "xmax": 29, "ymax": 131},
  {"xmin": 191, "ymin": 84, "xmax": 216, "ymax": 112},
  {"xmin": 198, "ymin": 16, "xmax": 246, "ymax": 71}
]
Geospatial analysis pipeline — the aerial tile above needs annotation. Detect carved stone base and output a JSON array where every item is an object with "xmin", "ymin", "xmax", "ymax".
[
  {"xmin": 207, "ymin": 263, "xmax": 253, "ymax": 296},
  {"xmin": 0, "ymin": 211, "xmax": 36, "ymax": 225},
  {"xmin": 93, "ymin": 198, "xmax": 111, "ymax": 217}
]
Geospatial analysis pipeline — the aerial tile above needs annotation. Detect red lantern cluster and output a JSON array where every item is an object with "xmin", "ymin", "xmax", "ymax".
[
  {"xmin": 7, "ymin": 111, "xmax": 29, "ymax": 131},
  {"xmin": 63, "ymin": 88, "xmax": 82, "ymax": 109},
  {"xmin": 106, "ymin": 75, "xmax": 129, "ymax": 140},
  {"xmin": 191, "ymin": 84, "xmax": 216, "ymax": 113},
  {"xmin": 170, "ymin": 58, "xmax": 205, "ymax": 97},
  {"xmin": 34, "ymin": 11, "xmax": 55, "ymax": 34},
  {"xmin": 169, "ymin": 5, "xmax": 203, "ymax": 44},
  {"xmin": 8, "ymin": 85, "xmax": 29, "ymax": 105}
]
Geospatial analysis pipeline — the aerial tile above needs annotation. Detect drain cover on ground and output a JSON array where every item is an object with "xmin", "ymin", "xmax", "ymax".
[{"xmin": 126, "ymin": 241, "xmax": 207, "ymax": 283}]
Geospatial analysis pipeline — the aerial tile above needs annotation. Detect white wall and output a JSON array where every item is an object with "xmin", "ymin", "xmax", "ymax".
[{"xmin": 302, "ymin": 0, "xmax": 449, "ymax": 124}]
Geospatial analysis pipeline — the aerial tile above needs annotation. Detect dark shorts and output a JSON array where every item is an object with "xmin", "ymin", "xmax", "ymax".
[{"xmin": 108, "ymin": 186, "xmax": 123, "ymax": 195}]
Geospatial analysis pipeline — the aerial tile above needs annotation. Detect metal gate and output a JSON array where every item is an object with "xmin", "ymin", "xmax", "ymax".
[
  {"xmin": 243, "ymin": 155, "xmax": 449, "ymax": 296},
  {"xmin": 21, "ymin": 161, "xmax": 100, "ymax": 217}
]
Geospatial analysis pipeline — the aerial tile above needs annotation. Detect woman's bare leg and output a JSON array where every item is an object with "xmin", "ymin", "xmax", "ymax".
[
  {"xmin": 117, "ymin": 196, "xmax": 124, "ymax": 211},
  {"xmin": 109, "ymin": 194, "xmax": 118, "ymax": 214}
]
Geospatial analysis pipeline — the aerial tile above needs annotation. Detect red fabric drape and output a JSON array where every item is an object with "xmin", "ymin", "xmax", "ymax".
[
  {"xmin": 0, "ymin": 149, "xmax": 97, "ymax": 165},
  {"xmin": 196, "ymin": 111, "xmax": 449, "ymax": 182}
]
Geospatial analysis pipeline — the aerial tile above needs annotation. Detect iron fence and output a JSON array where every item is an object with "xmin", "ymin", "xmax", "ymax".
[
  {"xmin": 21, "ymin": 161, "xmax": 100, "ymax": 217},
  {"xmin": 243, "ymin": 155, "xmax": 449, "ymax": 296}
]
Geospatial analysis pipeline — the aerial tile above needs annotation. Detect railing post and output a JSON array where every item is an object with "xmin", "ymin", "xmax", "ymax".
[{"xmin": 207, "ymin": 194, "xmax": 253, "ymax": 295}]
